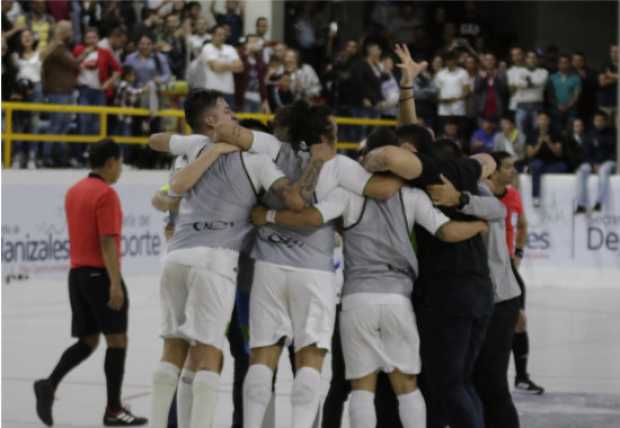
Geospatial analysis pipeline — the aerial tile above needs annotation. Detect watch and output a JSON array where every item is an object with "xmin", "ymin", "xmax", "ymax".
[{"xmin": 457, "ymin": 192, "xmax": 470, "ymax": 210}]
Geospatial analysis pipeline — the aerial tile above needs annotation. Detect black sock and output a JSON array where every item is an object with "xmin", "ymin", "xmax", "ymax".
[
  {"xmin": 48, "ymin": 341, "xmax": 94, "ymax": 390},
  {"xmin": 513, "ymin": 331, "xmax": 529, "ymax": 380},
  {"xmin": 104, "ymin": 347, "xmax": 127, "ymax": 411}
]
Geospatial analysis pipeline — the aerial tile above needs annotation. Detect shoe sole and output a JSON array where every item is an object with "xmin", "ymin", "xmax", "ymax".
[{"xmin": 33, "ymin": 382, "xmax": 53, "ymax": 426}]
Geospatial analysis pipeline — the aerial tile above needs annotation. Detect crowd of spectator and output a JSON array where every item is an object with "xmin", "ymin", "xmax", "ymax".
[{"xmin": 1, "ymin": 1, "xmax": 618, "ymax": 211}]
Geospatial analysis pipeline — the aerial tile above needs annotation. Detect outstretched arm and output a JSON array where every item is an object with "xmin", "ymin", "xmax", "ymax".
[
  {"xmin": 251, "ymin": 205, "xmax": 324, "ymax": 228},
  {"xmin": 394, "ymin": 43, "xmax": 428, "ymax": 126},
  {"xmin": 363, "ymin": 145, "xmax": 423, "ymax": 180},
  {"xmin": 149, "ymin": 132, "xmax": 175, "ymax": 152},
  {"xmin": 170, "ymin": 143, "xmax": 240, "ymax": 194},
  {"xmin": 427, "ymin": 176, "xmax": 505, "ymax": 221}
]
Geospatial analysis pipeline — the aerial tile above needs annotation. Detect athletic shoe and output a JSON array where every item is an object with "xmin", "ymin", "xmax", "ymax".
[
  {"xmin": 533, "ymin": 197, "xmax": 541, "ymax": 208},
  {"xmin": 103, "ymin": 407, "xmax": 148, "ymax": 426},
  {"xmin": 33, "ymin": 379, "xmax": 54, "ymax": 426},
  {"xmin": 574, "ymin": 205, "xmax": 587, "ymax": 214},
  {"xmin": 515, "ymin": 376, "xmax": 545, "ymax": 395},
  {"xmin": 593, "ymin": 202, "xmax": 602, "ymax": 212}
]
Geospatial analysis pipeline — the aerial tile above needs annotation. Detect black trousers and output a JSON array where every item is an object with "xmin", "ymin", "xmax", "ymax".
[
  {"xmin": 473, "ymin": 297, "xmax": 521, "ymax": 428},
  {"xmin": 416, "ymin": 306, "xmax": 491, "ymax": 428}
]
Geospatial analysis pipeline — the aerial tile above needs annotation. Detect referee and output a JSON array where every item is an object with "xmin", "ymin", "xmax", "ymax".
[{"xmin": 34, "ymin": 139, "xmax": 147, "ymax": 427}]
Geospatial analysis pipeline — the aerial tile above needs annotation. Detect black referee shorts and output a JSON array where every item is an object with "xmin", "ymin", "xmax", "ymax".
[
  {"xmin": 69, "ymin": 267, "xmax": 129, "ymax": 338},
  {"xmin": 510, "ymin": 261, "xmax": 526, "ymax": 309}
]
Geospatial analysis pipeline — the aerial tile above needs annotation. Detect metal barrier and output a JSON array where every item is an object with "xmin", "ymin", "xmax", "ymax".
[{"xmin": 1, "ymin": 102, "xmax": 397, "ymax": 168}]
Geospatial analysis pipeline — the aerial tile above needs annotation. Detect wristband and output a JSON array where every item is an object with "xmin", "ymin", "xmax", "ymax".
[
  {"xmin": 515, "ymin": 248, "xmax": 524, "ymax": 258},
  {"xmin": 399, "ymin": 95, "xmax": 415, "ymax": 103},
  {"xmin": 399, "ymin": 85, "xmax": 414, "ymax": 90},
  {"xmin": 265, "ymin": 209, "xmax": 277, "ymax": 224}
]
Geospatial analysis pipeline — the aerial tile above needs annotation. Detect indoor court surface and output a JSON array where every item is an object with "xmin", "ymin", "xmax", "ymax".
[{"xmin": 3, "ymin": 272, "xmax": 620, "ymax": 428}]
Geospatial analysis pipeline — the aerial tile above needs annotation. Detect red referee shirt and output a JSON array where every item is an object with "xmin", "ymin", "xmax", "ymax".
[
  {"xmin": 65, "ymin": 173, "xmax": 123, "ymax": 269},
  {"xmin": 499, "ymin": 185, "xmax": 524, "ymax": 257}
]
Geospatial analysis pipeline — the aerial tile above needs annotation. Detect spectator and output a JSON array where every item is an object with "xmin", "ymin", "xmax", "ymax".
[
  {"xmin": 349, "ymin": 41, "xmax": 384, "ymax": 140},
  {"xmin": 412, "ymin": 64, "xmax": 439, "ymax": 128},
  {"xmin": 475, "ymin": 52, "xmax": 509, "ymax": 120},
  {"xmin": 98, "ymin": 26, "xmax": 127, "ymax": 64},
  {"xmin": 493, "ymin": 114, "xmax": 526, "ymax": 165},
  {"xmin": 431, "ymin": 54, "xmax": 444, "ymax": 77},
  {"xmin": 435, "ymin": 50, "xmax": 470, "ymax": 133},
  {"xmin": 187, "ymin": 17, "xmax": 211, "ymax": 59},
  {"xmin": 463, "ymin": 53, "xmax": 479, "ymax": 139},
  {"xmin": 527, "ymin": 111, "xmax": 568, "ymax": 207},
  {"xmin": 281, "ymin": 48, "xmax": 322, "ymax": 101},
  {"xmin": 572, "ymin": 52, "xmax": 598, "ymax": 125},
  {"xmin": 73, "ymin": 27, "xmax": 121, "ymax": 165},
  {"xmin": 256, "ymin": 16, "xmax": 270, "ymax": 40},
  {"xmin": 41, "ymin": 20, "xmax": 79, "ymax": 168},
  {"xmin": 77, "ymin": 0, "xmax": 103, "ymax": 40},
  {"xmin": 513, "ymin": 50, "xmax": 548, "ymax": 137},
  {"xmin": 157, "ymin": 13, "xmax": 188, "ymax": 79},
  {"xmin": 549, "ymin": 54, "xmax": 581, "ymax": 132},
  {"xmin": 598, "ymin": 44, "xmax": 618, "ymax": 120},
  {"xmin": 562, "ymin": 117, "xmax": 586, "ymax": 173},
  {"xmin": 201, "ymin": 25, "xmax": 243, "ymax": 106},
  {"xmin": 11, "ymin": 29, "xmax": 43, "ymax": 168},
  {"xmin": 212, "ymin": 0, "xmax": 244, "ymax": 46},
  {"xmin": 470, "ymin": 117, "xmax": 497, "ymax": 153},
  {"xmin": 114, "ymin": 65, "xmax": 143, "ymax": 143},
  {"xmin": 507, "ymin": 47, "xmax": 525, "ymax": 113},
  {"xmin": 440, "ymin": 118, "xmax": 464, "ymax": 148},
  {"xmin": 575, "ymin": 111, "xmax": 617, "ymax": 213},
  {"xmin": 131, "ymin": 8, "xmax": 163, "ymax": 46},
  {"xmin": 378, "ymin": 54, "xmax": 399, "ymax": 119},
  {"xmin": 2, "ymin": 0, "xmax": 22, "ymax": 24},
  {"xmin": 124, "ymin": 33, "xmax": 171, "ymax": 138},
  {"xmin": 235, "ymin": 34, "xmax": 269, "ymax": 113},
  {"xmin": 15, "ymin": 0, "xmax": 55, "ymax": 52}
]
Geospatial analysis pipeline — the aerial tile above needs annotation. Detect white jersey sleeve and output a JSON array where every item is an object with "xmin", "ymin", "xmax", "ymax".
[
  {"xmin": 335, "ymin": 155, "xmax": 372, "ymax": 196},
  {"xmin": 402, "ymin": 187, "xmax": 450, "ymax": 235},
  {"xmin": 250, "ymin": 131, "xmax": 282, "ymax": 160},
  {"xmin": 169, "ymin": 134, "xmax": 212, "ymax": 161},
  {"xmin": 241, "ymin": 153, "xmax": 286, "ymax": 193},
  {"xmin": 314, "ymin": 187, "xmax": 364, "ymax": 226}
]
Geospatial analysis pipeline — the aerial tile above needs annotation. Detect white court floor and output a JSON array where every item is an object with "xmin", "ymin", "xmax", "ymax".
[{"xmin": 3, "ymin": 274, "xmax": 620, "ymax": 428}]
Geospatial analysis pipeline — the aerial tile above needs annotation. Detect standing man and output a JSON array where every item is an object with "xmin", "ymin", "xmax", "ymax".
[
  {"xmin": 549, "ymin": 54, "xmax": 581, "ymax": 132},
  {"xmin": 201, "ymin": 25, "xmax": 244, "ymax": 107},
  {"xmin": 33, "ymin": 139, "xmax": 147, "ymax": 427}
]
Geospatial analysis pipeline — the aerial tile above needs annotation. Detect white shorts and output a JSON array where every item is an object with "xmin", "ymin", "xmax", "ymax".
[
  {"xmin": 160, "ymin": 247, "xmax": 238, "ymax": 350},
  {"xmin": 249, "ymin": 261, "xmax": 337, "ymax": 353},
  {"xmin": 340, "ymin": 298, "xmax": 421, "ymax": 380}
]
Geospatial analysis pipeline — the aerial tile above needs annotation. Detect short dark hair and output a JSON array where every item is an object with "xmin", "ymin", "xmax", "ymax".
[
  {"xmin": 239, "ymin": 119, "xmax": 271, "ymax": 133},
  {"xmin": 538, "ymin": 110, "xmax": 551, "ymax": 118},
  {"xmin": 573, "ymin": 51, "xmax": 585, "ymax": 58},
  {"xmin": 558, "ymin": 53, "xmax": 570, "ymax": 61},
  {"xmin": 444, "ymin": 49, "xmax": 458, "ymax": 62},
  {"xmin": 256, "ymin": 16, "xmax": 268, "ymax": 25},
  {"xmin": 491, "ymin": 150, "xmax": 512, "ymax": 169},
  {"xmin": 109, "ymin": 27, "xmax": 126, "ymax": 38},
  {"xmin": 431, "ymin": 138, "xmax": 463, "ymax": 161},
  {"xmin": 184, "ymin": 89, "xmax": 223, "ymax": 131},
  {"xmin": 395, "ymin": 124, "xmax": 434, "ymax": 153},
  {"xmin": 288, "ymin": 100, "xmax": 333, "ymax": 149},
  {"xmin": 364, "ymin": 127, "xmax": 399, "ymax": 154},
  {"xmin": 89, "ymin": 139, "xmax": 121, "ymax": 169},
  {"xmin": 121, "ymin": 65, "xmax": 135, "ymax": 78},
  {"xmin": 594, "ymin": 110, "xmax": 609, "ymax": 120},
  {"xmin": 84, "ymin": 26, "xmax": 99, "ymax": 37},
  {"xmin": 501, "ymin": 113, "xmax": 515, "ymax": 124}
]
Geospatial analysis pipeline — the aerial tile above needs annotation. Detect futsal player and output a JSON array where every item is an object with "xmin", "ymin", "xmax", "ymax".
[
  {"xmin": 490, "ymin": 151, "xmax": 545, "ymax": 395},
  {"xmin": 146, "ymin": 90, "xmax": 321, "ymax": 428},
  {"xmin": 33, "ymin": 139, "xmax": 147, "ymax": 427}
]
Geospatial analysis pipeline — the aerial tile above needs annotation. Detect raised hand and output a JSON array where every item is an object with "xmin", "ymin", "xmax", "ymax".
[{"xmin": 394, "ymin": 43, "xmax": 428, "ymax": 87}]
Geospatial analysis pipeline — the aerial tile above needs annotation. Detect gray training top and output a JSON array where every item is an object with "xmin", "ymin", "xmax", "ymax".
[{"xmin": 253, "ymin": 143, "xmax": 336, "ymax": 272}]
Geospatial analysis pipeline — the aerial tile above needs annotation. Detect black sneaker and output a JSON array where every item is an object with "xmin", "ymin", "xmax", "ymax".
[
  {"xmin": 103, "ymin": 407, "xmax": 148, "ymax": 426},
  {"xmin": 575, "ymin": 205, "xmax": 587, "ymax": 214},
  {"xmin": 515, "ymin": 376, "xmax": 545, "ymax": 395},
  {"xmin": 33, "ymin": 379, "xmax": 54, "ymax": 426},
  {"xmin": 593, "ymin": 202, "xmax": 602, "ymax": 212}
]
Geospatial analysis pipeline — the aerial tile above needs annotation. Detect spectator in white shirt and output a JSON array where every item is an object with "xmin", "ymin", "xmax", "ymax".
[
  {"xmin": 187, "ymin": 17, "xmax": 212, "ymax": 59},
  {"xmin": 510, "ymin": 50, "xmax": 548, "ymax": 137},
  {"xmin": 201, "ymin": 24, "xmax": 243, "ymax": 106},
  {"xmin": 507, "ymin": 46, "xmax": 525, "ymax": 112},
  {"xmin": 434, "ymin": 50, "xmax": 471, "ymax": 131}
]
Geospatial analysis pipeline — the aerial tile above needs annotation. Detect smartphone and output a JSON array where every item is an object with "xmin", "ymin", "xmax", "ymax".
[{"xmin": 330, "ymin": 22, "xmax": 338, "ymax": 34}]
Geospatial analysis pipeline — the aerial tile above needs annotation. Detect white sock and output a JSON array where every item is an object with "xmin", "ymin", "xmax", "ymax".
[
  {"xmin": 189, "ymin": 371, "xmax": 219, "ymax": 428},
  {"xmin": 150, "ymin": 362, "xmax": 180, "ymax": 428},
  {"xmin": 243, "ymin": 364, "xmax": 273, "ymax": 428},
  {"xmin": 291, "ymin": 367, "xmax": 322, "ymax": 428},
  {"xmin": 398, "ymin": 389, "xmax": 426, "ymax": 428},
  {"xmin": 176, "ymin": 369, "xmax": 195, "ymax": 428},
  {"xmin": 349, "ymin": 390, "xmax": 376, "ymax": 428}
]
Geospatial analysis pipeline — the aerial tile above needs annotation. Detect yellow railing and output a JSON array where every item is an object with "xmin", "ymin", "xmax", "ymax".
[{"xmin": 0, "ymin": 102, "xmax": 397, "ymax": 168}]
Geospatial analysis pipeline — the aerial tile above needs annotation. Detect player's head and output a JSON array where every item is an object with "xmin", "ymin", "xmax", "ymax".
[
  {"xmin": 361, "ymin": 127, "xmax": 400, "ymax": 157},
  {"xmin": 184, "ymin": 89, "xmax": 236, "ymax": 134},
  {"xmin": 395, "ymin": 124, "xmax": 434, "ymax": 154},
  {"xmin": 490, "ymin": 151, "xmax": 515, "ymax": 186},
  {"xmin": 431, "ymin": 138, "xmax": 464, "ymax": 161},
  {"xmin": 288, "ymin": 100, "xmax": 336, "ymax": 151},
  {"xmin": 89, "ymin": 138, "xmax": 122, "ymax": 184}
]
